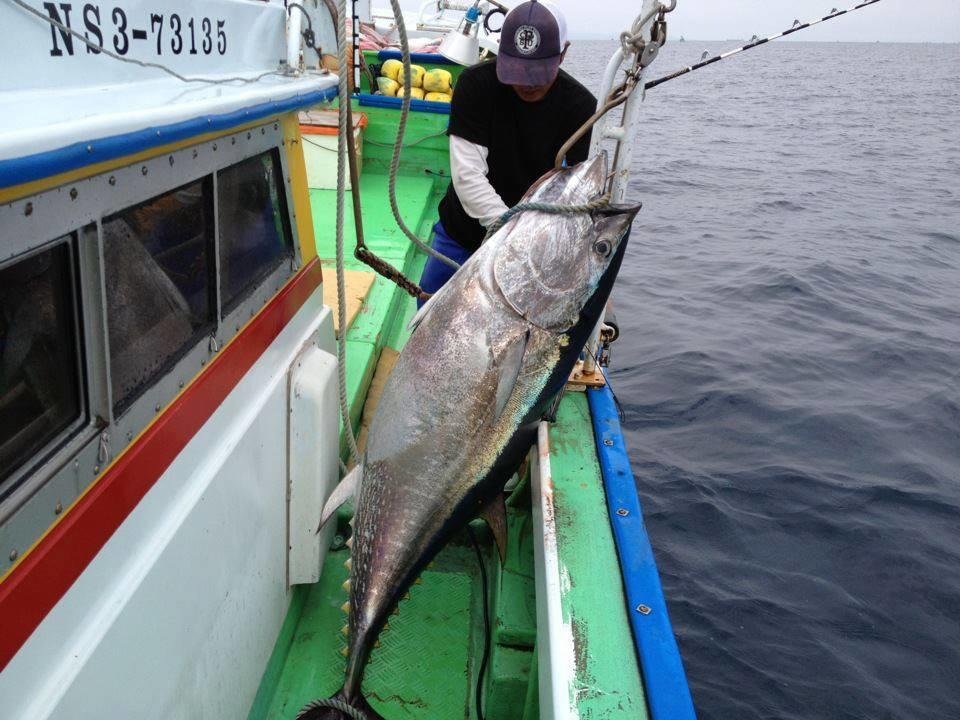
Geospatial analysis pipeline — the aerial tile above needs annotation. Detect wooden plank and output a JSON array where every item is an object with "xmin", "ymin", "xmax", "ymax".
[{"xmin": 322, "ymin": 267, "xmax": 376, "ymax": 335}]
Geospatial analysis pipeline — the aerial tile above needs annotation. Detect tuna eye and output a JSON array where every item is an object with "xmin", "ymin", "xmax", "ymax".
[{"xmin": 593, "ymin": 239, "xmax": 612, "ymax": 257}]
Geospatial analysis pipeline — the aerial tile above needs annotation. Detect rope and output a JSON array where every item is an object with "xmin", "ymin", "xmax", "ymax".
[
  {"xmin": 296, "ymin": 697, "xmax": 369, "ymax": 720},
  {"xmin": 483, "ymin": 194, "xmax": 611, "ymax": 242},
  {"xmin": 645, "ymin": 0, "xmax": 884, "ymax": 90},
  {"xmin": 335, "ymin": 0, "xmax": 362, "ymax": 466},
  {"xmin": 7, "ymin": 0, "xmax": 288, "ymax": 85},
  {"xmin": 385, "ymin": 0, "xmax": 461, "ymax": 270}
]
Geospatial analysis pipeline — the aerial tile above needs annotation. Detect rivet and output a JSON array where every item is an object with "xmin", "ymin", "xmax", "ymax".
[
  {"xmin": 69, "ymin": 187, "xmax": 78, "ymax": 200},
  {"xmin": 155, "ymin": 403, "xmax": 161, "ymax": 412},
  {"xmin": 8, "ymin": 549, "xmax": 17, "ymax": 562},
  {"xmin": 24, "ymin": 201, "xmax": 33, "ymax": 216},
  {"xmin": 55, "ymin": 502, "xmax": 63, "ymax": 515},
  {"xmin": 636, "ymin": 604, "xmax": 652, "ymax": 615},
  {"xmin": 126, "ymin": 432, "xmax": 132, "ymax": 441},
  {"xmin": 87, "ymin": 144, "xmax": 93, "ymax": 153},
  {"xmin": 274, "ymin": 123, "xmax": 278, "ymax": 130},
  {"xmin": 179, "ymin": 380, "xmax": 184, "ymax": 388},
  {"xmin": 201, "ymin": 358, "xmax": 206, "ymax": 366},
  {"xmin": 169, "ymin": 156, "xmax": 175, "ymax": 166},
  {"xmin": 231, "ymin": 137, "xmax": 236, "ymax": 145},
  {"xmin": 193, "ymin": 148, "xmax": 198, "ymax": 159},
  {"xmin": 156, "ymin": 130, "xmax": 161, "ymax": 137},
  {"xmin": 247, "ymin": 132, "xmax": 251, "ymax": 140},
  {"xmin": 109, "ymin": 175, "xmax": 117, "ymax": 186},
  {"xmin": 604, "ymin": 439, "xmax": 614, "ymax": 446},
  {"xmin": 93, "ymin": 465, "xmax": 100, "ymax": 474},
  {"xmin": 141, "ymin": 166, "xmax": 148, "ymax": 176},
  {"xmin": 261, "ymin": 128, "xmax": 266, "ymax": 135},
  {"xmin": 212, "ymin": 143, "xmax": 218, "ymax": 151},
  {"xmin": 617, "ymin": 508, "xmax": 629, "ymax": 517}
]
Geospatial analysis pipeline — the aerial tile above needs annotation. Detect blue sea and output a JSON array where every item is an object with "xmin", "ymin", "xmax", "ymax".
[{"xmin": 567, "ymin": 40, "xmax": 960, "ymax": 719}]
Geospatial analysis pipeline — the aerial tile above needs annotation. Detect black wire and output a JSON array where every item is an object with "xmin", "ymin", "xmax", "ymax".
[{"xmin": 467, "ymin": 525, "xmax": 491, "ymax": 720}]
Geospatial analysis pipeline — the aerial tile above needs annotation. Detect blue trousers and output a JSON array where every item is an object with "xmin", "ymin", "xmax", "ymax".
[{"xmin": 417, "ymin": 222, "xmax": 473, "ymax": 308}]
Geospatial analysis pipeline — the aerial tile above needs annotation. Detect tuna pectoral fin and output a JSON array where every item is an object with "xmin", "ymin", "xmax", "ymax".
[
  {"xmin": 494, "ymin": 330, "xmax": 530, "ymax": 421},
  {"xmin": 480, "ymin": 493, "xmax": 509, "ymax": 564},
  {"xmin": 317, "ymin": 464, "xmax": 362, "ymax": 533}
]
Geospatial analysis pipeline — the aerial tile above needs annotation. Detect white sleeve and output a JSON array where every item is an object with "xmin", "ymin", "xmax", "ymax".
[{"xmin": 449, "ymin": 135, "xmax": 510, "ymax": 228}]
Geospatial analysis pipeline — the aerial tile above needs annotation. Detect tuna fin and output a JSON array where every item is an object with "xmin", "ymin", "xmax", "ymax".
[
  {"xmin": 480, "ymin": 493, "xmax": 509, "ymax": 564},
  {"xmin": 407, "ymin": 278, "xmax": 449, "ymax": 334},
  {"xmin": 317, "ymin": 464, "xmax": 362, "ymax": 533},
  {"xmin": 495, "ymin": 330, "xmax": 529, "ymax": 420}
]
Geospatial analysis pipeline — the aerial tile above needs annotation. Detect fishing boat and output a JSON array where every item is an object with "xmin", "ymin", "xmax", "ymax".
[{"xmin": 0, "ymin": 1, "xmax": 694, "ymax": 718}]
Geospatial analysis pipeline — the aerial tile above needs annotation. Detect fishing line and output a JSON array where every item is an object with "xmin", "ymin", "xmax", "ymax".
[{"xmin": 645, "ymin": 0, "xmax": 884, "ymax": 90}]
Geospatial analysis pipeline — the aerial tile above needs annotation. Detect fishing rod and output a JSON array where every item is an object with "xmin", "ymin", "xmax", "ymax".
[{"xmin": 645, "ymin": 0, "xmax": 883, "ymax": 90}]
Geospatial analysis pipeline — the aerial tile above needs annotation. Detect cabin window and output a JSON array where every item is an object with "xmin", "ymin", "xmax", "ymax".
[
  {"xmin": 102, "ymin": 178, "xmax": 215, "ymax": 416},
  {"xmin": 0, "ymin": 238, "xmax": 84, "ymax": 490},
  {"xmin": 217, "ymin": 149, "xmax": 293, "ymax": 314}
]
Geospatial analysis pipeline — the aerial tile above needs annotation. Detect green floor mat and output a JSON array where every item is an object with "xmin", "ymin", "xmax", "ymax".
[{"xmin": 259, "ymin": 542, "xmax": 481, "ymax": 720}]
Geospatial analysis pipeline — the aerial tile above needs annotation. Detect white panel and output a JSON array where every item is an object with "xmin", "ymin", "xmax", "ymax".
[
  {"xmin": 531, "ymin": 421, "xmax": 580, "ymax": 720},
  {"xmin": 0, "ymin": 293, "xmax": 336, "ymax": 720},
  {"xmin": 288, "ymin": 337, "xmax": 339, "ymax": 586}
]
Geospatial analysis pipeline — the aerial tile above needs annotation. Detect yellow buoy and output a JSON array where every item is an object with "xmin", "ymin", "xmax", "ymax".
[
  {"xmin": 376, "ymin": 77, "xmax": 400, "ymax": 97},
  {"xmin": 423, "ymin": 69, "xmax": 453, "ymax": 94},
  {"xmin": 399, "ymin": 86, "xmax": 425, "ymax": 100},
  {"xmin": 425, "ymin": 91, "xmax": 452, "ymax": 103},
  {"xmin": 398, "ymin": 64, "xmax": 426, "ymax": 89},
  {"xmin": 381, "ymin": 58, "xmax": 403, "ymax": 81}
]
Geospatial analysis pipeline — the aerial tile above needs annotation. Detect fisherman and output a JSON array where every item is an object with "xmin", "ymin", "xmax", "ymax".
[{"xmin": 418, "ymin": 0, "xmax": 597, "ymax": 306}]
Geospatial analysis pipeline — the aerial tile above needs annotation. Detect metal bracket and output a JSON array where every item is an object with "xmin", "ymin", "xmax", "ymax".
[{"xmin": 567, "ymin": 359, "xmax": 607, "ymax": 389}]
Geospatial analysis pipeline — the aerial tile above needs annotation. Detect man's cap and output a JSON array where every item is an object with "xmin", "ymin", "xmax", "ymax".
[{"xmin": 497, "ymin": 1, "xmax": 569, "ymax": 87}]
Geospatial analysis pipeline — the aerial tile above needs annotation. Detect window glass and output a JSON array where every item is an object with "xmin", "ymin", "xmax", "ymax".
[
  {"xmin": 217, "ymin": 149, "xmax": 293, "ymax": 313},
  {"xmin": 0, "ymin": 239, "xmax": 83, "ymax": 491},
  {"xmin": 103, "ymin": 178, "xmax": 214, "ymax": 415}
]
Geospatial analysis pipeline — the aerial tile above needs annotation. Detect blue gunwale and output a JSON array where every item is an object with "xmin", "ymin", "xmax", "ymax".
[{"xmin": 588, "ymin": 380, "xmax": 697, "ymax": 720}]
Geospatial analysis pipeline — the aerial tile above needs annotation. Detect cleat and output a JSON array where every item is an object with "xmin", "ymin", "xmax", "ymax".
[
  {"xmin": 341, "ymin": 601, "xmax": 350, "ymax": 614},
  {"xmin": 344, "ymin": 558, "xmax": 352, "ymax": 570},
  {"xmin": 345, "ymin": 536, "xmax": 353, "ymax": 548},
  {"xmin": 342, "ymin": 580, "xmax": 351, "ymax": 592}
]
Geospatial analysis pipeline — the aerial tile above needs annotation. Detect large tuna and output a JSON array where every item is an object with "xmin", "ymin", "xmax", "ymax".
[{"xmin": 301, "ymin": 154, "xmax": 638, "ymax": 719}]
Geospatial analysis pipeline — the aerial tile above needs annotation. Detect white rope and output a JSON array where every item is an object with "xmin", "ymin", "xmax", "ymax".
[
  {"xmin": 336, "ymin": 0, "xmax": 362, "ymax": 466},
  {"xmin": 385, "ymin": 0, "xmax": 461, "ymax": 270}
]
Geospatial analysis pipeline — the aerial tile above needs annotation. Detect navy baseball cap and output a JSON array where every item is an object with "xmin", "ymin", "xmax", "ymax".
[{"xmin": 497, "ymin": 1, "xmax": 569, "ymax": 87}]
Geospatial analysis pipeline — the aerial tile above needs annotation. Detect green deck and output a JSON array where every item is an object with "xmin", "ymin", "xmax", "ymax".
[{"xmin": 248, "ymin": 101, "xmax": 649, "ymax": 720}]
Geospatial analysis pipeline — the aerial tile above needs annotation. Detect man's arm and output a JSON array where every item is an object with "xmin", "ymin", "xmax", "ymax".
[{"xmin": 450, "ymin": 135, "xmax": 510, "ymax": 228}]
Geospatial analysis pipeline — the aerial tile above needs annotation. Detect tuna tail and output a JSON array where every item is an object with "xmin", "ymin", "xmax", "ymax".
[{"xmin": 296, "ymin": 688, "xmax": 386, "ymax": 720}]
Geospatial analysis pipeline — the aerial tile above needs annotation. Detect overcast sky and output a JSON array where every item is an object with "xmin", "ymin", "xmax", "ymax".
[{"xmin": 399, "ymin": 0, "xmax": 960, "ymax": 43}]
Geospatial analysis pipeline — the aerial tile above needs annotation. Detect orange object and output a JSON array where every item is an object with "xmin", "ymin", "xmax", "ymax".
[{"xmin": 299, "ymin": 110, "xmax": 368, "ymax": 136}]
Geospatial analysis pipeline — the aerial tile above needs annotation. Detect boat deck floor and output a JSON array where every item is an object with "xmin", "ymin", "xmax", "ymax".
[{"xmin": 258, "ymin": 537, "xmax": 485, "ymax": 719}]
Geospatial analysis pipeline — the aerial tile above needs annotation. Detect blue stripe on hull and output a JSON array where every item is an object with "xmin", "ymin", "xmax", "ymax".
[
  {"xmin": 588, "ymin": 380, "xmax": 697, "ymax": 720},
  {"xmin": 0, "ymin": 85, "xmax": 340, "ymax": 190}
]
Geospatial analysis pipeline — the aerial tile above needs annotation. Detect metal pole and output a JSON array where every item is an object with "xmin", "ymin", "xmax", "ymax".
[
  {"xmin": 352, "ymin": 0, "xmax": 361, "ymax": 93},
  {"xmin": 582, "ymin": 0, "xmax": 661, "ymax": 377}
]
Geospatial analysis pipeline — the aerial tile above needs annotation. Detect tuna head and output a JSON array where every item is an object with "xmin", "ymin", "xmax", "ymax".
[{"xmin": 491, "ymin": 154, "xmax": 641, "ymax": 331}]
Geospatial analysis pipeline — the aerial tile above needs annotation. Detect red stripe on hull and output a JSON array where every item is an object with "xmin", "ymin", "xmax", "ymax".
[{"xmin": 0, "ymin": 258, "xmax": 323, "ymax": 672}]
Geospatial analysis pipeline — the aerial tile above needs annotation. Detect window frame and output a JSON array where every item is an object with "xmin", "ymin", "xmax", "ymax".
[
  {"xmin": 0, "ymin": 233, "xmax": 93, "ymax": 505},
  {"xmin": 0, "ymin": 121, "xmax": 302, "ymax": 572}
]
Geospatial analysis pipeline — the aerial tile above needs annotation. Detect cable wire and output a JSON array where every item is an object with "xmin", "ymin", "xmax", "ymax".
[
  {"xmin": 467, "ymin": 525, "xmax": 492, "ymax": 720},
  {"xmin": 8, "ymin": 0, "xmax": 290, "ymax": 85}
]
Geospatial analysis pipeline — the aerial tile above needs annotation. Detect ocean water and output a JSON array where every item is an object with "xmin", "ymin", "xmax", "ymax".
[{"xmin": 565, "ymin": 41, "xmax": 960, "ymax": 720}]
